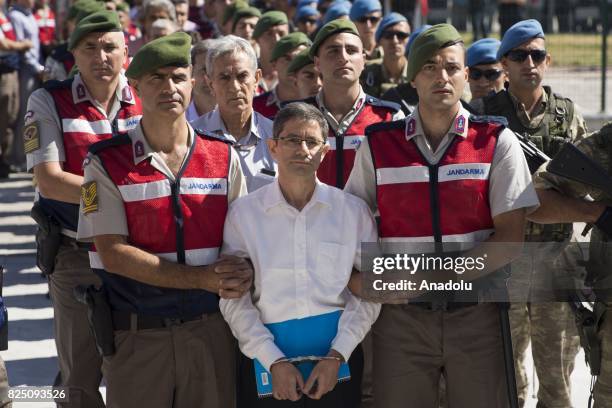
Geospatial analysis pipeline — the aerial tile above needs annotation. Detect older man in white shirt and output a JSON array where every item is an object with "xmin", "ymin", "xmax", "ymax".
[
  {"xmin": 192, "ymin": 35, "xmax": 276, "ymax": 192},
  {"xmin": 220, "ymin": 102, "xmax": 380, "ymax": 407}
]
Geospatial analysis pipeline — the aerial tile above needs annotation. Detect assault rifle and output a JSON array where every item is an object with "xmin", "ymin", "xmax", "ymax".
[{"xmin": 515, "ymin": 132, "xmax": 551, "ymax": 174}]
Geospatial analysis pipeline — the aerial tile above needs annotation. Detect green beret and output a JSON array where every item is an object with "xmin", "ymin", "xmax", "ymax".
[
  {"xmin": 126, "ymin": 32, "xmax": 192, "ymax": 79},
  {"xmin": 407, "ymin": 23, "xmax": 463, "ymax": 82},
  {"xmin": 116, "ymin": 2, "xmax": 130, "ymax": 13},
  {"xmin": 270, "ymin": 32, "xmax": 311, "ymax": 62},
  {"xmin": 253, "ymin": 11, "xmax": 288, "ymax": 39},
  {"xmin": 222, "ymin": 0, "xmax": 248, "ymax": 26},
  {"xmin": 68, "ymin": 10, "xmax": 122, "ymax": 51},
  {"xmin": 309, "ymin": 19, "xmax": 359, "ymax": 59},
  {"xmin": 68, "ymin": 0, "xmax": 105, "ymax": 22},
  {"xmin": 287, "ymin": 48, "xmax": 313, "ymax": 74},
  {"xmin": 232, "ymin": 7, "xmax": 261, "ymax": 32}
]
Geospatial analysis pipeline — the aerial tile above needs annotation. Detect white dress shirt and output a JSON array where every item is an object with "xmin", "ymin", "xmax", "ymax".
[{"xmin": 220, "ymin": 179, "xmax": 381, "ymax": 371}]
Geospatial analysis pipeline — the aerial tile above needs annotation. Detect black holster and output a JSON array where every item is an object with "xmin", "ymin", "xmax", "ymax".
[
  {"xmin": 30, "ymin": 202, "xmax": 62, "ymax": 275},
  {"xmin": 74, "ymin": 285, "xmax": 115, "ymax": 356}
]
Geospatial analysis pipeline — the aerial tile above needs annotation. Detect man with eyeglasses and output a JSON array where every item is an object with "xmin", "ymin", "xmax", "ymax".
[
  {"xmin": 361, "ymin": 12, "xmax": 411, "ymax": 98},
  {"xmin": 220, "ymin": 102, "xmax": 380, "ymax": 407},
  {"xmin": 253, "ymin": 32, "xmax": 312, "ymax": 120},
  {"xmin": 472, "ymin": 19, "xmax": 586, "ymax": 408},
  {"xmin": 349, "ymin": 0, "xmax": 383, "ymax": 61},
  {"xmin": 466, "ymin": 38, "xmax": 506, "ymax": 100},
  {"xmin": 193, "ymin": 35, "xmax": 276, "ymax": 192}
]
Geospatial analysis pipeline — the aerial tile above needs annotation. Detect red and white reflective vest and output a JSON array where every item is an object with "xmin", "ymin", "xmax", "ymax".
[
  {"xmin": 0, "ymin": 12, "xmax": 16, "ymax": 41},
  {"xmin": 45, "ymin": 78, "xmax": 142, "ymax": 175},
  {"xmin": 252, "ymin": 90, "xmax": 280, "ymax": 120},
  {"xmin": 312, "ymin": 95, "xmax": 400, "ymax": 188},
  {"xmin": 368, "ymin": 116, "xmax": 503, "ymax": 243},
  {"xmin": 88, "ymin": 131, "xmax": 231, "ymax": 316},
  {"xmin": 34, "ymin": 7, "xmax": 55, "ymax": 46}
]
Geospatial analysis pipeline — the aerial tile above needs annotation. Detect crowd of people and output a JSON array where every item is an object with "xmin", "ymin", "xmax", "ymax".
[{"xmin": 1, "ymin": 0, "xmax": 611, "ymax": 407}]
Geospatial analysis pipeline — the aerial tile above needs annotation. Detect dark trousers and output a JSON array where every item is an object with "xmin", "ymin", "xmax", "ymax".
[
  {"xmin": 498, "ymin": 3, "xmax": 526, "ymax": 37},
  {"xmin": 238, "ymin": 345, "xmax": 364, "ymax": 408}
]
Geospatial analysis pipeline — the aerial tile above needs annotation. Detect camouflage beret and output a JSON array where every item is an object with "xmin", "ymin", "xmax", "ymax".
[{"xmin": 126, "ymin": 32, "xmax": 192, "ymax": 78}]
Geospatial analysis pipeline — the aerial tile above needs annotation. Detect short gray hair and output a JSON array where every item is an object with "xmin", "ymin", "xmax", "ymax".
[
  {"xmin": 273, "ymin": 102, "xmax": 328, "ymax": 141},
  {"xmin": 205, "ymin": 35, "xmax": 258, "ymax": 77},
  {"xmin": 151, "ymin": 18, "xmax": 178, "ymax": 32},
  {"xmin": 142, "ymin": 0, "xmax": 176, "ymax": 22},
  {"xmin": 191, "ymin": 39, "xmax": 216, "ymax": 67}
]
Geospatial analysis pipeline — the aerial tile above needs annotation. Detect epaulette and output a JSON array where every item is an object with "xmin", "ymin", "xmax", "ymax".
[
  {"xmin": 365, "ymin": 119, "xmax": 406, "ymax": 136},
  {"xmin": 43, "ymin": 77, "xmax": 73, "ymax": 91},
  {"xmin": 469, "ymin": 114, "xmax": 508, "ymax": 127},
  {"xmin": 193, "ymin": 128, "xmax": 233, "ymax": 144},
  {"xmin": 88, "ymin": 134, "xmax": 131, "ymax": 154},
  {"xmin": 364, "ymin": 95, "xmax": 401, "ymax": 113}
]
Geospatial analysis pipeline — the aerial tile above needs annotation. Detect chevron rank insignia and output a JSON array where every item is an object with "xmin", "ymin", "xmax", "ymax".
[
  {"xmin": 23, "ymin": 122, "xmax": 40, "ymax": 154},
  {"xmin": 81, "ymin": 181, "xmax": 98, "ymax": 214}
]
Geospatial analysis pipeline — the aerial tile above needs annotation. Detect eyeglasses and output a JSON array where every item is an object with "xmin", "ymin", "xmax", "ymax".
[
  {"xmin": 381, "ymin": 30, "xmax": 410, "ymax": 41},
  {"xmin": 506, "ymin": 49, "xmax": 547, "ymax": 64},
  {"xmin": 274, "ymin": 136, "xmax": 325, "ymax": 150},
  {"xmin": 468, "ymin": 68, "xmax": 503, "ymax": 81},
  {"xmin": 357, "ymin": 16, "xmax": 381, "ymax": 24}
]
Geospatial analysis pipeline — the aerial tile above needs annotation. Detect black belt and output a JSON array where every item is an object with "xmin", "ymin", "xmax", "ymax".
[
  {"xmin": 60, "ymin": 235, "xmax": 90, "ymax": 249},
  {"xmin": 112, "ymin": 310, "xmax": 215, "ymax": 330},
  {"xmin": 408, "ymin": 301, "xmax": 480, "ymax": 312}
]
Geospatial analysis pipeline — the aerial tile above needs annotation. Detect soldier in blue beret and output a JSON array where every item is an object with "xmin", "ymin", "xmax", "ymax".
[
  {"xmin": 472, "ymin": 18, "xmax": 588, "ymax": 408},
  {"xmin": 466, "ymin": 38, "xmax": 505, "ymax": 100},
  {"xmin": 349, "ymin": 0, "xmax": 383, "ymax": 60},
  {"xmin": 295, "ymin": 6, "xmax": 320, "ymax": 37}
]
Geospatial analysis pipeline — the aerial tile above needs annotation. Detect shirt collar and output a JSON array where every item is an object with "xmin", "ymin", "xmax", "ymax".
[
  {"xmin": 316, "ymin": 87, "xmax": 367, "ymax": 115},
  {"xmin": 508, "ymin": 86, "xmax": 548, "ymax": 112},
  {"xmin": 208, "ymin": 106, "xmax": 261, "ymax": 143},
  {"xmin": 129, "ymin": 121, "xmax": 194, "ymax": 165},
  {"xmin": 71, "ymin": 73, "xmax": 136, "ymax": 105},
  {"xmin": 263, "ymin": 178, "xmax": 333, "ymax": 212},
  {"xmin": 405, "ymin": 103, "xmax": 471, "ymax": 141}
]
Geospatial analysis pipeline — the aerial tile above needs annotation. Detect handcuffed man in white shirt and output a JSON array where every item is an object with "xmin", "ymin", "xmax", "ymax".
[{"xmin": 220, "ymin": 102, "xmax": 381, "ymax": 407}]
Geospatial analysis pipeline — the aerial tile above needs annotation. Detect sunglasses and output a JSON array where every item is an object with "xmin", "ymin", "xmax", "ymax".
[
  {"xmin": 468, "ymin": 68, "xmax": 503, "ymax": 81},
  {"xmin": 506, "ymin": 49, "xmax": 547, "ymax": 64},
  {"xmin": 357, "ymin": 16, "xmax": 381, "ymax": 24},
  {"xmin": 381, "ymin": 30, "xmax": 410, "ymax": 41}
]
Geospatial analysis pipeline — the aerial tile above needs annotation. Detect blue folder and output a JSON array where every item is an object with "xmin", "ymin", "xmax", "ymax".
[{"xmin": 253, "ymin": 310, "xmax": 351, "ymax": 398}]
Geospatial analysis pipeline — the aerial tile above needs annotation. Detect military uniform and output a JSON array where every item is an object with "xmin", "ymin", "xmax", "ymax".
[
  {"xmin": 360, "ymin": 58, "xmax": 409, "ymax": 99},
  {"xmin": 535, "ymin": 123, "xmax": 612, "ymax": 407},
  {"xmin": 473, "ymin": 84, "xmax": 587, "ymax": 407}
]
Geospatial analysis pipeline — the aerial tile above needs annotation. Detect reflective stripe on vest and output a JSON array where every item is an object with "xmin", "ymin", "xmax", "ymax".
[
  {"xmin": 48, "ymin": 82, "xmax": 142, "ymax": 175},
  {"xmin": 34, "ymin": 9, "xmax": 55, "ymax": 45},
  {"xmin": 91, "ymin": 133, "xmax": 230, "ymax": 316},
  {"xmin": 370, "ymin": 120, "xmax": 499, "ymax": 247},
  {"xmin": 0, "ymin": 15, "xmax": 16, "ymax": 41},
  {"xmin": 318, "ymin": 102, "xmax": 396, "ymax": 189}
]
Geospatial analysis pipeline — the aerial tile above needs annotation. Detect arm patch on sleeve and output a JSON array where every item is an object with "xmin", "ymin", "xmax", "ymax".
[
  {"xmin": 23, "ymin": 122, "xmax": 40, "ymax": 154},
  {"xmin": 81, "ymin": 181, "xmax": 99, "ymax": 214}
]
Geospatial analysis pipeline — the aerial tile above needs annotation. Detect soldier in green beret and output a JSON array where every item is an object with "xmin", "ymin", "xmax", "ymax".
[
  {"xmin": 232, "ymin": 6, "xmax": 261, "ymax": 49},
  {"xmin": 287, "ymin": 48, "xmax": 322, "ymax": 99},
  {"xmin": 345, "ymin": 23, "xmax": 538, "ymax": 406},
  {"xmin": 220, "ymin": 0, "xmax": 248, "ymax": 35},
  {"xmin": 26, "ymin": 10, "xmax": 142, "ymax": 407},
  {"xmin": 79, "ymin": 31, "xmax": 250, "ymax": 406},
  {"xmin": 253, "ymin": 10, "xmax": 289, "ymax": 93},
  {"xmin": 253, "ymin": 31, "xmax": 311, "ymax": 119}
]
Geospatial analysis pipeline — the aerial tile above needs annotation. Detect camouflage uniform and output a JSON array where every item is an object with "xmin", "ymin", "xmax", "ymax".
[
  {"xmin": 474, "ymin": 85, "xmax": 587, "ymax": 407},
  {"xmin": 535, "ymin": 123, "xmax": 612, "ymax": 407},
  {"xmin": 360, "ymin": 58, "xmax": 409, "ymax": 98}
]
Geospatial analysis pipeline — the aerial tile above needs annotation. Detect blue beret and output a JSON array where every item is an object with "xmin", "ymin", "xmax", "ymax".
[
  {"xmin": 323, "ymin": 1, "xmax": 351, "ymax": 25},
  {"xmin": 406, "ymin": 24, "xmax": 431, "ymax": 55},
  {"xmin": 295, "ymin": 6, "xmax": 319, "ymax": 22},
  {"xmin": 375, "ymin": 12, "xmax": 408, "ymax": 43},
  {"xmin": 349, "ymin": 0, "xmax": 382, "ymax": 21},
  {"xmin": 297, "ymin": 0, "xmax": 318, "ymax": 7},
  {"xmin": 467, "ymin": 38, "xmax": 501, "ymax": 67},
  {"xmin": 497, "ymin": 19, "xmax": 545, "ymax": 60}
]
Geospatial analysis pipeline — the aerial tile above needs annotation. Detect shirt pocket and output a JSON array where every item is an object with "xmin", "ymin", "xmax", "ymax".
[{"xmin": 316, "ymin": 242, "xmax": 351, "ymax": 286}]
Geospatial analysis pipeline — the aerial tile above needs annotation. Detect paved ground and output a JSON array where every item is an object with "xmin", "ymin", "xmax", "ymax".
[{"xmin": 0, "ymin": 172, "xmax": 596, "ymax": 407}]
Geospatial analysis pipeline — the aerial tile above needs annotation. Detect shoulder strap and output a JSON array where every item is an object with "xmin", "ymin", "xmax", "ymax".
[
  {"xmin": 365, "ymin": 119, "xmax": 405, "ymax": 137},
  {"xmin": 364, "ymin": 94, "xmax": 401, "ymax": 114},
  {"xmin": 89, "ymin": 133, "xmax": 131, "ymax": 154}
]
